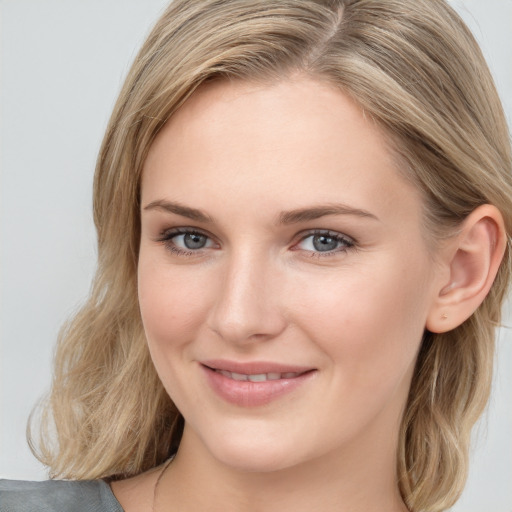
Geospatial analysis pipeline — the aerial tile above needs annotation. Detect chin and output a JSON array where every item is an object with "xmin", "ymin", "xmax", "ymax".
[{"xmin": 192, "ymin": 421, "xmax": 309, "ymax": 473}]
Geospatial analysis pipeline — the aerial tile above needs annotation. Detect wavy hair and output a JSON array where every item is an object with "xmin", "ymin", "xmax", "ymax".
[{"xmin": 30, "ymin": 1, "xmax": 512, "ymax": 511}]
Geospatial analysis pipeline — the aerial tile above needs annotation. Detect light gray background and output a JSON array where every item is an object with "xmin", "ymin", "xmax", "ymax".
[{"xmin": 0, "ymin": 1, "xmax": 511, "ymax": 510}]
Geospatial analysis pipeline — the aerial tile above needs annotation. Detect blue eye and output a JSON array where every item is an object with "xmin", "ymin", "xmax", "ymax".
[
  {"xmin": 158, "ymin": 229, "xmax": 215, "ymax": 254},
  {"xmin": 156, "ymin": 228, "xmax": 354, "ymax": 257},
  {"xmin": 174, "ymin": 232, "xmax": 209, "ymax": 250},
  {"xmin": 297, "ymin": 231, "xmax": 354, "ymax": 254}
]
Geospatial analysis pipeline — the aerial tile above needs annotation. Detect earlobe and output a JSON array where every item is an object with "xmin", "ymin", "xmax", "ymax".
[{"xmin": 426, "ymin": 205, "xmax": 507, "ymax": 334}]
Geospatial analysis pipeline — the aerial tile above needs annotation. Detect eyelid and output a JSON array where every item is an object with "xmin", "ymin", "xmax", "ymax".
[
  {"xmin": 156, "ymin": 226, "xmax": 214, "ymax": 241},
  {"xmin": 292, "ymin": 229, "xmax": 356, "ymax": 255},
  {"xmin": 154, "ymin": 226, "xmax": 356, "ymax": 258},
  {"xmin": 155, "ymin": 226, "xmax": 219, "ymax": 254}
]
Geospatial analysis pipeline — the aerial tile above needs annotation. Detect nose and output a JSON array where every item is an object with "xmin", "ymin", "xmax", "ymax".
[{"xmin": 207, "ymin": 250, "xmax": 287, "ymax": 345}]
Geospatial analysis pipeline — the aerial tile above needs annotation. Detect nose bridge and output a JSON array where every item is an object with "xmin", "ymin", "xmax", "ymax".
[{"xmin": 208, "ymin": 245, "xmax": 285, "ymax": 344}]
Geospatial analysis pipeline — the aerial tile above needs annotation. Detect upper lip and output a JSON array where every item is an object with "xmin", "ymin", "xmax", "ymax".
[{"xmin": 201, "ymin": 359, "xmax": 315, "ymax": 375}]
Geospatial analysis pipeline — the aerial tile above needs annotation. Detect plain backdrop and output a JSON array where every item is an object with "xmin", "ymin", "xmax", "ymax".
[{"xmin": 1, "ymin": 1, "xmax": 511, "ymax": 510}]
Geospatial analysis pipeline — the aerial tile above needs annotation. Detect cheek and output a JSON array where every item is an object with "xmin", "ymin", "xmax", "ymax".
[
  {"xmin": 288, "ymin": 257, "xmax": 432, "ymax": 384},
  {"xmin": 137, "ymin": 255, "xmax": 218, "ymax": 410},
  {"xmin": 137, "ymin": 255, "xmax": 211, "ymax": 356}
]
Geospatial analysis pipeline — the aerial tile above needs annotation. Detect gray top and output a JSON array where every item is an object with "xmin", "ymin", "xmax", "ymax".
[{"xmin": 0, "ymin": 479, "xmax": 124, "ymax": 512}]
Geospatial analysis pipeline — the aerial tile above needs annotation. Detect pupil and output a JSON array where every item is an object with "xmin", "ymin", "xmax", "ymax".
[
  {"xmin": 184, "ymin": 233, "xmax": 207, "ymax": 249},
  {"xmin": 312, "ymin": 235, "xmax": 337, "ymax": 252}
]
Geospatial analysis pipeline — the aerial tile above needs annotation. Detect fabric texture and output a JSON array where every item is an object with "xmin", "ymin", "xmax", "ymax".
[{"xmin": 0, "ymin": 479, "xmax": 124, "ymax": 512}]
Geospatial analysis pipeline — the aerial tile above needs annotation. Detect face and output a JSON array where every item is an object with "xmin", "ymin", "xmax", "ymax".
[{"xmin": 138, "ymin": 77, "xmax": 443, "ymax": 473}]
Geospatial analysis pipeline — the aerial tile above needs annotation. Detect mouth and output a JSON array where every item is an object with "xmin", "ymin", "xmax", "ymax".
[
  {"xmin": 208, "ymin": 368, "xmax": 308, "ymax": 382},
  {"xmin": 200, "ymin": 360, "xmax": 316, "ymax": 407}
]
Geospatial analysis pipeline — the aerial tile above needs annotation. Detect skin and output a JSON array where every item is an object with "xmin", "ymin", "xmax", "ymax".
[{"xmin": 114, "ymin": 77, "xmax": 452, "ymax": 512}]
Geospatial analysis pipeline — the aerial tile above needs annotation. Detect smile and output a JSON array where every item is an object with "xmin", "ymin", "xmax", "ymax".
[
  {"xmin": 213, "ymin": 370, "xmax": 305, "ymax": 382},
  {"xmin": 200, "ymin": 361, "xmax": 316, "ymax": 407}
]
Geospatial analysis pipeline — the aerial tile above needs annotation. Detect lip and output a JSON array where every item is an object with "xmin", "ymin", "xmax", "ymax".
[
  {"xmin": 200, "ymin": 359, "xmax": 316, "ymax": 407},
  {"xmin": 201, "ymin": 359, "xmax": 314, "ymax": 375}
]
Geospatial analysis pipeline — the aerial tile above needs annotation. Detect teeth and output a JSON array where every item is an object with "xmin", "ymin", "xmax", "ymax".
[
  {"xmin": 231, "ymin": 372, "xmax": 249, "ymax": 381},
  {"xmin": 215, "ymin": 370, "xmax": 301, "ymax": 381},
  {"xmin": 248, "ymin": 373, "xmax": 267, "ymax": 382}
]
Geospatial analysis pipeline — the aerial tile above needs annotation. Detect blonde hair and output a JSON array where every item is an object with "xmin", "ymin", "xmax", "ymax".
[{"xmin": 30, "ymin": 1, "xmax": 512, "ymax": 510}]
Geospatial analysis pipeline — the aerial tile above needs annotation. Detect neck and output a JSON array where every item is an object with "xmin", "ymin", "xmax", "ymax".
[{"xmin": 155, "ymin": 425, "xmax": 408, "ymax": 512}]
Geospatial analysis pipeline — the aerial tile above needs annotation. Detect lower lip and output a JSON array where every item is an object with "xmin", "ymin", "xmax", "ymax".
[{"xmin": 201, "ymin": 365, "xmax": 316, "ymax": 407}]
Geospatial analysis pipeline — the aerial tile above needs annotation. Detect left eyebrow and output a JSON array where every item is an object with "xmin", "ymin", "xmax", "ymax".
[{"xmin": 278, "ymin": 204, "xmax": 379, "ymax": 225}]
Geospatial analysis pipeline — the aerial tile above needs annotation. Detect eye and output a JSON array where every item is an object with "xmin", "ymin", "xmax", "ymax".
[
  {"xmin": 174, "ymin": 232, "xmax": 210, "ymax": 250},
  {"xmin": 157, "ymin": 228, "xmax": 216, "ymax": 255},
  {"xmin": 295, "ymin": 230, "xmax": 354, "ymax": 255}
]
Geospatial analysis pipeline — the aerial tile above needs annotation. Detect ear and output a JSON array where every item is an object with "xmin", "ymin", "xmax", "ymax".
[{"xmin": 426, "ymin": 204, "xmax": 507, "ymax": 333}]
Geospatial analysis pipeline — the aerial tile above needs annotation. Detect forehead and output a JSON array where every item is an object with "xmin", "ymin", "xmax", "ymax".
[{"xmin": 142, "ymin": 77, "xmax": 422, "ymax": 228}]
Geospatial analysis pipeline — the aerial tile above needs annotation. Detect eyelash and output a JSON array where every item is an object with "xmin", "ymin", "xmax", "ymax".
[
  {"xmin": 293, "ymin": 230, "xmax": 355, "ymax": 258},
  {"xmin": 156, "ymin": 228, "xmax": 356, "ymax": 258},
  {"xmin": 156, "ymin": 228, "xmax": 215, "ymax": 257}
]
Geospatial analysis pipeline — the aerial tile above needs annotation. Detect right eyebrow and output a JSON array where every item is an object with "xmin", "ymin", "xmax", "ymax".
[{"xmin": 142, "ymin": 199, "xmax": 214, "ymax": 223}]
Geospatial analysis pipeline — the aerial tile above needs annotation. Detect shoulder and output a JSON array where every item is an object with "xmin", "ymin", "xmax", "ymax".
[{"xmin": 0, "ymin": 479, "xmax": 124, "ymax": 512}]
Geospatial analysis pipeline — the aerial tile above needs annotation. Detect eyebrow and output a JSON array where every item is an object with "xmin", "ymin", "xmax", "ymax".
[
  {"xmin": 143, "ymin": 199, "xmax": 379, "ymax": 224},
  {"xmin": 143, "ymin": 199, "xmax": 214, "ymax": 223},
  {"xmin": 278, "ymin": 204, "xmax": 379, "ymax": 224}
]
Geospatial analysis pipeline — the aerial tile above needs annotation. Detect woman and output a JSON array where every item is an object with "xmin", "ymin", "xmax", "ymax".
[{"xmin": 1, "ymin": 0, "xmax": 511, "ymax": 511}]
